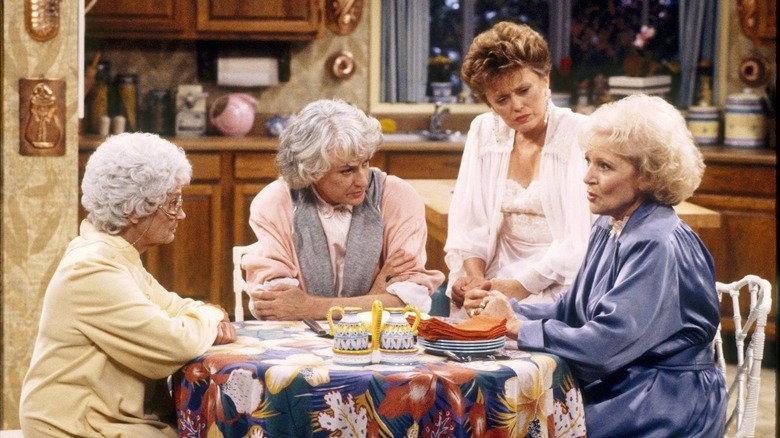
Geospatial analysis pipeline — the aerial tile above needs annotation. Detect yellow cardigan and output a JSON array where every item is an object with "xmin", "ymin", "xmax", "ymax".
[{"xmin": 20, "ymin": 220, "xmax": 225, "ymax": 437}]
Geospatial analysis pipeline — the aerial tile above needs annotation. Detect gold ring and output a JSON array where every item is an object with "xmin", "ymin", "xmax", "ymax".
[
  {"xmin": 479, "ymin": 301, "xmax": 487, "ymax": 309},
  {"xmin": 469, "ymin": 308, "xmax": 478, "ymax": 317}
]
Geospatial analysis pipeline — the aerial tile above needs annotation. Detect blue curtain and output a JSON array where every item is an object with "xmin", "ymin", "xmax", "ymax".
[
  {"xmin": 677, "ymin": 0, "xmax": 719, "ymax": 108},
  {"xmin": 381, "ymin": 0, "xmax": 430, "ymax": 103}
]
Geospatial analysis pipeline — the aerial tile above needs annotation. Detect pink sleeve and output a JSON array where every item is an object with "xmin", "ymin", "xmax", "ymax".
[
  {"xmin": 243, "ymin": 179, "xmax": 306, "ymax": 291},
  {"xmin": 381, "ymin": 175, "xmax": 446, "ymax": 294}
]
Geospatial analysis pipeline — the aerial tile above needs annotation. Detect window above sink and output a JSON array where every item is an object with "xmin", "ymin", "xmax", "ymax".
[{"xmin": 369, "ymin": 0, "xmax": 729, "ymax": 115}]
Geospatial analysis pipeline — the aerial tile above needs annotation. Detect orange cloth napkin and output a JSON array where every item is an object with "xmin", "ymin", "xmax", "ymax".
[{"xmin": 410, "ymin": 315, "xmax": 507, "ymax": 341}]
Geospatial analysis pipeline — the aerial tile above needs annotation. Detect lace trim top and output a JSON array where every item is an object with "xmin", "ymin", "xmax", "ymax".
[{"xmin": 499, "ymin": 179, "xmax": 553, "ymax": 244}]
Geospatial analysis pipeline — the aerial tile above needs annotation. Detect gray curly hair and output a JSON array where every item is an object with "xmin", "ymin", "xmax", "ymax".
[
  {"xmin": 578, "ymin": 94, "xmax": 705, "ymax": 206},
  {"xmin": 276, "ymin": 99, "xmax": 382, "ymax": 189},
  {"xmin": 81, "ymin": 132, "xmax": 192, "ymax": 234}
]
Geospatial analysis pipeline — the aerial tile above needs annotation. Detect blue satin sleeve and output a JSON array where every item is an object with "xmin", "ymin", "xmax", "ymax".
[{"xmin": 512, "ymin": 211, "xmax": 719, "ymax": 383}]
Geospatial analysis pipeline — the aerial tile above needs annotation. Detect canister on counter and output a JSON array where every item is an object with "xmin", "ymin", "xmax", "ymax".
[
  {"xmin": 724, "ymin": 88, "xmax": 767, "ymax": 148},
  {"xmin": 113, "ymin": 73, "xmax": 139, "ymax": 131},
  {"xmin": 145, "ymin": 89, "xmax": 174, "ymax": 136},
  {"xmin": 686, "ymin": 105, "xmax": 720, "ymax": 145}
]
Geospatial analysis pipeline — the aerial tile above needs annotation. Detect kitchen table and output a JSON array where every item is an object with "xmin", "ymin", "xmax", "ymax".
[{"xmin": 173, "ymin": 320, "xmax": 587, "ymax": 437}]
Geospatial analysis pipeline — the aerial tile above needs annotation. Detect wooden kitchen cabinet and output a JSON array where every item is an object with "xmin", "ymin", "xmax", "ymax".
[
  {"xmin": 145, "ymin": 181, "xmax": 223, "ymax": 304},
  {"xmin": 196, "ymin": 0, "xmax": 323, "ymax": 39},
  {"xmin": 371, "ymin": 150, "xmax": 463, "ymax": 179},
  {"xmin": 689, "ymin": 147, "xmax": 777, "ymax": 341},
  {"xmin": 85, "ymin": 0, "xmax": 190, "ymax": 37},
  {"xmin": 143, "ymin": 153, "xmax": 225, "ymax": 305},
  {"xmin": 86, "ymin": 0, "xmax": 324, "ymax": 41},
  {"xmin": 233, "ymin": 152, "xmax": 279, "ymax": 247}
]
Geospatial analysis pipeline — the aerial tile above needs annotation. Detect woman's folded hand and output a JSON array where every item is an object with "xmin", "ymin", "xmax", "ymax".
[{"xmin": 213, "ymin": 321, "xmax": 237, "ymax": 345}]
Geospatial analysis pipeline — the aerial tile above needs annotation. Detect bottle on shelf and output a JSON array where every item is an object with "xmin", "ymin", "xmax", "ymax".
[
  {"xmin": 86, "ymin": 60, "xmax": 111, "ymax": 135},
  {"xmin": 113, "ymin": 73, "xmax": 140, "ymax": 132}
]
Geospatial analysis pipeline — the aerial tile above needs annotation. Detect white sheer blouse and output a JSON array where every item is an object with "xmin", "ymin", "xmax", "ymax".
[{"xmin": 444, "ymin": 105, "xmax": 593, "ymax": 304}]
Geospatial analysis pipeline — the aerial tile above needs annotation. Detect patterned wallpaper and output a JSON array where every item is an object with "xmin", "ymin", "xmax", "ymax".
[{"xmin": 2, "ymin": 0, "xmax": 81, "ymax": 427}]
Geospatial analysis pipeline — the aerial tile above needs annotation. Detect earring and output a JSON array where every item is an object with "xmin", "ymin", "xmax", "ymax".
[{"xmin": 544, "ymin": 88, "xmax": 552, "ymax": 125}]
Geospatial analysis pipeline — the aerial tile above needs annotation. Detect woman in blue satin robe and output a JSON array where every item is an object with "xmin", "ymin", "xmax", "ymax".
[{"xmin": 476, "ymin": 94, "xmax": 727, "ymax": 437}]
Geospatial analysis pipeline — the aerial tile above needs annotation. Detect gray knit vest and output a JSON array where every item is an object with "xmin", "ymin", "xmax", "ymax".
[{"xmin": 292, "ymin": 168, "xmax": 384, "ymax": 297}]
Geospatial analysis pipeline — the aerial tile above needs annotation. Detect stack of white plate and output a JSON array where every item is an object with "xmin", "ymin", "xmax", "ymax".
[{"xmin": 418, "ymin": 337, "xmax": 505, "ymax": 356}]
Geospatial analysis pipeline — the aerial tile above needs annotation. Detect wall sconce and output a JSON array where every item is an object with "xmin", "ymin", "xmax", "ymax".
[{"xmin": 25, "ymin": 0, "xmax": 60, "ymax": 42}]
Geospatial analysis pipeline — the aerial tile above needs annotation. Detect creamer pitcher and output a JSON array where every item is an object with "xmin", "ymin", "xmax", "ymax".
[{"xmin": 326, "ymin": 306, "xmax": 372, "ymax": 365}]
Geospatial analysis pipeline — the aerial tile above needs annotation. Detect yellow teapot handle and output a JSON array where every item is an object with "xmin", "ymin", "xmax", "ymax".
[
  {"xmin": 403, "ymin": 305, "xmax": 422, "ymax": 335},
  {"xmin": 326, "ymin": 306, "xmax": 344, "ymax": 336},
  {"xmin": 371, "ymin": 300, "xmax": 383, "ymax": 351}
]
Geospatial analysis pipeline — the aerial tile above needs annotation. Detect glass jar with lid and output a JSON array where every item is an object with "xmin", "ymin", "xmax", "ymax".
[{"xmin": 144, "ymin": 89, "xmax": 174, "ymax": 136}]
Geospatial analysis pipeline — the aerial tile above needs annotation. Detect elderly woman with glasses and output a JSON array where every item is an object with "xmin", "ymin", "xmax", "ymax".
[
  {"xmin": 243, "ymin": 99, "xmax": 445, "ymax": 320},
  {"xmin": 20, "ymin": 132, "xmax": 236, "ymax": 437}
]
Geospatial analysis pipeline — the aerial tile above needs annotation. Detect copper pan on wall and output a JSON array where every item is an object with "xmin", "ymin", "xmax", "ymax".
[{"xmin": 326, "ymin": 0, "xmax": 363, "ymax": 36}]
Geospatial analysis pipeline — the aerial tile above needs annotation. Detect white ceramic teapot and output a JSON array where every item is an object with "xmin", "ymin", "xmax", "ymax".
[
  {"xmin": 209, "ymin": 93, "xmax": 257, "ymax": 137},
  {"xmin": 371, "ymin": 300, "xmax": 421, "ymax": 365}
]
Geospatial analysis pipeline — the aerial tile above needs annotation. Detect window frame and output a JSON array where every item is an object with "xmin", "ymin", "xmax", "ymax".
[{"xmin": 368, "ymin": 0, "xmax": 731, "ymax": 115}]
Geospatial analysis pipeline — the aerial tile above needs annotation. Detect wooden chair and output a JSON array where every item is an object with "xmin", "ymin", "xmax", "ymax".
[
  {"xmin": 232, "ymin": 243, "xmax": 259, "ymax": 322},
  {"xmin": 713, "ymin": 275, "xmax": 773, "ymax": 438}
]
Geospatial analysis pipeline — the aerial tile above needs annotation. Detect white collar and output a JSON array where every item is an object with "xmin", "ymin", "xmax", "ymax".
[
  {"xmin": 608, "ymin": 216, "xmax": 630, "ymax": 239},
  {"xmin": 311, "ymin": 186, "xmax": 353, "ymax": 218}
]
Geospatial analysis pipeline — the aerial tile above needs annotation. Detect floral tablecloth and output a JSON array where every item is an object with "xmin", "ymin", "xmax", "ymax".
[{"xmin": 173, "ymin": 320, "xmax": 587, "ymax": 438}]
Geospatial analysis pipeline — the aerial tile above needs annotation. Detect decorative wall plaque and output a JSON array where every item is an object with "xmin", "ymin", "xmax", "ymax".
[
  {"xmin": 25, "ymin": 0, "xmax": 60, "ymax": 42},
  {"xmin": 326, "ymin": 0, "xmax": 363, "ymax": 36},
  {"xmin": 20, "ymin": 78, "xmax": 66, "ymax": 156}
]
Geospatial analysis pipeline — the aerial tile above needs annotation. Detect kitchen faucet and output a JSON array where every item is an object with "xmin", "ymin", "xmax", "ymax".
[{"xmin": 429, "ymin": 101, "xmax": 450, "ymax": 134}]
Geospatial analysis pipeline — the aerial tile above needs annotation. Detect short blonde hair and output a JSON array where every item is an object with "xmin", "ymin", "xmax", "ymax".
[
  {"xmin": 461, "ymin": 21, "xmax": 551, "ymax": 104},
  {"xmin": 578, "ymin": 94, "xmax": 704, "ymax": 205}
]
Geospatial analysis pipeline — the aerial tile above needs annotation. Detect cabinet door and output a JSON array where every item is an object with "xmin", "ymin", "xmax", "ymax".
[
  {"xmin": 384, "ymin": 151, "xmax": 462, "ymax": 179},
  {"xmin": 234, "ymin": 183, "xmax": 267, "ymax": 247},
  {"xmin": 143, "ymin": 153, "xmax": 224, "ymax": 305},
  {"xmin": 690, "ymin": 152, "xmax": 777, "ymax": 340},
  {"xmin": 233, "ymin": 152, "xmax": 279, "ymax": 246},
  {"xmin": 86, "ymin": 0, "xmax": 191, "ymax": 37},
  {"xmin": 196, "ymin": 0, "xmax": 323, "ymax": 39},
  {"xmin": 144, "ymin": 183, "xmax": 223, "ymax": 304}
]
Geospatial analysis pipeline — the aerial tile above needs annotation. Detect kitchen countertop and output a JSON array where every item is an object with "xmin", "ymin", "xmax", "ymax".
[
  {"xmin": 78, "ymin": 135, "xmax": 467, "ymax": 152},
  {"xmin": 79, "ymin": 135, "xmax": 776, "ymax": 163}
]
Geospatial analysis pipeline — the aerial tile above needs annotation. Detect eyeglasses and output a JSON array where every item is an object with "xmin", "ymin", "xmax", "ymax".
[{"xmin": 158, "ymin": 195, "xmax": 184, "ymax": 218}]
